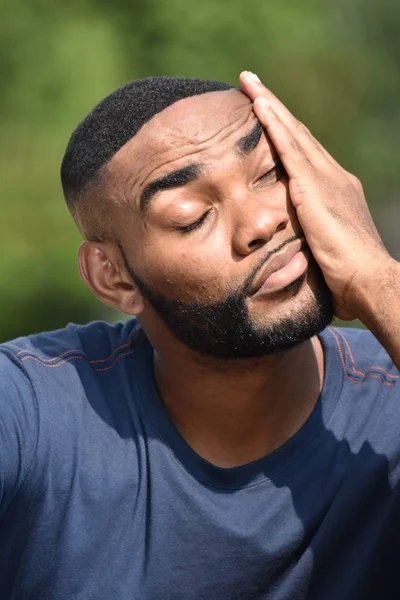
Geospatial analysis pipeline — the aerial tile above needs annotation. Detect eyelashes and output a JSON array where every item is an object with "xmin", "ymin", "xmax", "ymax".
[
  {"xmin": 176, "ymin": 210, "xmax": 211, "ymax": 234},
  {"xmin": 256, "ymin": 160, "xmax": 285, "ymax": 184},
  {"xmin": 176, "ymin": 162, "xmax": 285, "ymax": 235}
]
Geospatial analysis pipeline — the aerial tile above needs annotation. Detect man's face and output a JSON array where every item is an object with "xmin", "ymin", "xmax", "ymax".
[{"xmin": 108, "ymin": 89, "xmax": 333, "ymax": 358}]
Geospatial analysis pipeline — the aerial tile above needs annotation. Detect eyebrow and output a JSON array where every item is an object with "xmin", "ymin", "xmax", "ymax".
[
  {"xmin": 139, "ymin": 164, "xmax": 203, "ymax": 218},
  {"xmin": 235, "ymin": 120, "xmax": 263, "ymax": 157},
  {"xmin": 139, "ymin": 120, "xmax": 264, "ymax": 219}
]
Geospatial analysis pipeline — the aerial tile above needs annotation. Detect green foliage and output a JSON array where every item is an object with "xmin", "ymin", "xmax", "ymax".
[{"xmin": 1, "ymin": 0, "xmax": 399, "ymax": 341}]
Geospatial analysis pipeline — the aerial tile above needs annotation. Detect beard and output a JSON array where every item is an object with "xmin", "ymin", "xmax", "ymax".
[{"xmin": 121, "ymin": 249, "xmax": 334, "ymax": 360}]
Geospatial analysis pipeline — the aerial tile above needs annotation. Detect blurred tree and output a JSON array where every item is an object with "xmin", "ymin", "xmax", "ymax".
[{"xmin": 0, "ymin": 0, "xmax": 399, "ymax": 341}]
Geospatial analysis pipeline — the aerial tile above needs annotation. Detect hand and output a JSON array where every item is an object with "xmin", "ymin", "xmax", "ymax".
[{"xmin": 239, "ymin": 71, "xmax": 394, "ymax": 321}]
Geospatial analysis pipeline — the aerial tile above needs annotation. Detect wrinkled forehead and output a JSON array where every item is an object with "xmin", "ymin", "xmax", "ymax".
[
  {"xmin": 118, "ymin": 89, "xmax": 253, "ymax": 164},
  {"xmin": 143, "ymin": 88, "xmax": 252, "ymax": 147}
]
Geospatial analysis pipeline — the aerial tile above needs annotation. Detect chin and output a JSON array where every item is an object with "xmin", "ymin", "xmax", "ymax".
[
  {"xmin": 250, "ymin": 271, "xmax": 333, "ymax": 333},
  {"xmin": 130, "ymin": 256, "xmax": 333, "ymax": 360}
]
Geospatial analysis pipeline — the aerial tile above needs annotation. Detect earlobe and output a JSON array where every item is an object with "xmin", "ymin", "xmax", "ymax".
[{"xmin": 78, "ymin": 241, "xmax": 145, "ymax": 316}]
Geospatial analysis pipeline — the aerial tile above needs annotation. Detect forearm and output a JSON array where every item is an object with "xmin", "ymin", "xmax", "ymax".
[{"xmin": 357, "ymin": 259, "xmax": 400, "ymax": 371}]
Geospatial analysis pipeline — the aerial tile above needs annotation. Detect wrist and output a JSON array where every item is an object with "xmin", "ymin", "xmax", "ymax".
[{"xmin": 354, "ymin": 257, "xmax": 400, "ymax": 329}]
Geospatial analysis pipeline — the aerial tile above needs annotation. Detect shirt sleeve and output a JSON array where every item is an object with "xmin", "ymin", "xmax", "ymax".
[{"xmin": 0, "ymin": 350, "xmax": 39, "ymax": 519}]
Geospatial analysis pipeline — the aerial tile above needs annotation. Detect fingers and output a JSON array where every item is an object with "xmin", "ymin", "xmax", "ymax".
[
  {"xmin": 239, "ymin": 71, "xmax": 269, "ymax": 101},
  {"xmin": 239, "ymin": 71, "xmax": 298, "ymax": 128},
  {"xmin": 253, "ymin": 97, "xmax": 310, "ymax": 179},
  {"xmin": 240, "ymin": 71, "xmax": 340, "ymax": 170}
]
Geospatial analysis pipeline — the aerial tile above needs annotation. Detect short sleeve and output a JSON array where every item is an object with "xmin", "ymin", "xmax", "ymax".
[{"xmin": 0, "ymin": 350, "xmax": 39, "ymax": 519}]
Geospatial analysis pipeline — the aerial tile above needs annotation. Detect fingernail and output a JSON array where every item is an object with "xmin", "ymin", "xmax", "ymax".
[{"xmin": 247, "ymin": 71, "xmax": 261, "ymax": 83}]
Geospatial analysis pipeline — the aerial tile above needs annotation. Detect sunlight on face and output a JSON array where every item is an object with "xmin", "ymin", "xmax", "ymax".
[{"xmin": 110, "ymin": 90, "xmax": 334, "ymax": 357}]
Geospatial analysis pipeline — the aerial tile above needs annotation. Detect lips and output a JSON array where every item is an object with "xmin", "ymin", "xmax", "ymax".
[{"xmin": 249, "ymin": 238, "xmax": 307, "ymax": 296}]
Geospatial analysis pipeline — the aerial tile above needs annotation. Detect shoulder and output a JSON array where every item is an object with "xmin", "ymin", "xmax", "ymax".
[
  {"xmin": 0, "ymin": 316, "xmax": 144, "ymax": 424},
  {"xmin": 0, "ymin": 317, "xmax": 148, "ymax": 434},
  {"xmin": 320, "ymin": 326, "xmax": 399, "ymax": 387},
  {"xmin": 0, "ymin": 347, "xmax": 39, "ymax": 516},
  {"xmin": 319, "ymin": 327, "xmax": 400, "ymax": 463},
  {"xmin": 0, "ymin": 319, "xmax": 148, "ymax": 512},
  {"xmin": 1, "ymin": 318, "xmax": 145, "ymax": 377}
]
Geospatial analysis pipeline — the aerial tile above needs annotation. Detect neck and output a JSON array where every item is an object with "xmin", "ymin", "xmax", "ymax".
[{"xmin": 152, "ymin": 335, "xmax": 324, "ymax": 468}]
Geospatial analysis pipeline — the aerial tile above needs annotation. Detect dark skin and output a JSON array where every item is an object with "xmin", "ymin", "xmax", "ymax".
[
  {"xmin": 77, "ymin": 83, "xmax": 352, "ymax": 467},
  {"xmin": 240, "ymin": 72, "xmax": 400, "ymax": 369}
]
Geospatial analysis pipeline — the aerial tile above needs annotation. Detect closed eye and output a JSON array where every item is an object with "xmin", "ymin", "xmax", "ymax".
[
  {"xmin": 175, "ymin": 162, "xmax": 285, "ymax": 235},
  {"xmin": 257, "ymin": 160, "xmax": 286, "ymax": 185},
  {"xmin": 175, "ymin": 210, "xmax": 211, "ymax": 234}
]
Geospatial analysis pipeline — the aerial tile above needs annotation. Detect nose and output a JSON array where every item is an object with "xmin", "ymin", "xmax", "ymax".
[{"xmin": 230, "ymin": 189, "xmax": 289, "ymax": 257}]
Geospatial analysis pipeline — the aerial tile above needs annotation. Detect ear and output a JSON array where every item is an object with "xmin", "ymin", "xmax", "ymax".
[{"xmin": 78, "ymin": 241, "xmax": 145, "ymax": 316}]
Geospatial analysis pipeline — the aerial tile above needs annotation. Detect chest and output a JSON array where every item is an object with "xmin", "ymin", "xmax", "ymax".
[{"xmin": 6, "ymin": 432, "xmax": 400, "ymax": 600}]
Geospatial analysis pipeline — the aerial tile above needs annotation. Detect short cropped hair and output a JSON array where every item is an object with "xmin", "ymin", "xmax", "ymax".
[{"xmin": 61, "ymin": 76, "xmax": 233, "ymax": 238}]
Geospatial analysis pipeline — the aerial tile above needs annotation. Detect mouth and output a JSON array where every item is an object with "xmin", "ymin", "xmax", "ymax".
[{"xmin": 250, "ymin": 238, "xmax": 310, "ymax": 297}]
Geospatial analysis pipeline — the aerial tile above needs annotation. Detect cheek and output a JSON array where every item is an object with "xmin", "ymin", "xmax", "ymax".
[{"xmin": 142, "ymin": 243, "xmax": 230, "ymax": 302}]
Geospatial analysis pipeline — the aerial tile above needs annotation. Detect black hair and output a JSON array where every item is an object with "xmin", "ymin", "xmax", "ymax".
[{"xmin": 61, "ymin": 76, "xmax": 234, "ymax": 216}]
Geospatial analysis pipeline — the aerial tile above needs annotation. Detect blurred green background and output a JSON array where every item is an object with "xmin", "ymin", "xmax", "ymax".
[{"xmin": 1, "ymin": 0, "xmax": 399, "ymax": 342}]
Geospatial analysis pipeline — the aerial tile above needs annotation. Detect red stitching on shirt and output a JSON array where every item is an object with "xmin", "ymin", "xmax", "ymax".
[
  {"xmin": 89, "ymin": 327, "xmax": 140, "ymax": 364},
  {"xmin": 92, "ymin": 349, "xmax": 140, "ymax": 372},
  {"xmin": 16, "ymin": 325, "xmax": 140, "ymax": 365},
  {"xmin": 16, "ymin": 347, "xmax": 83, "ymax": 360},
  {"xmin": 327, "ymin": 328, "xmax": 395, "ymax": 387},
  {"xmin": 336, "ymin": 328, "xmax": 400, "ymax": 380},
  {"xmin": 19, "ymin": 342, "xmax": 143, "ymax": 372},
  {"xmin": 328, "ymin": 328, "xmax": 355, "ymax": 379},
  {"xmin": 20, "ymin": 355, "xmax": 88, "ymax": 368}
]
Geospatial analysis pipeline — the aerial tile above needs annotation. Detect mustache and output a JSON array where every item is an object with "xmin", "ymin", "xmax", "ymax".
[
  {"xmin": 241, "ymin": 231, "xmax": 306, "ymax": 296},
  {"xmin": 117, "ymin": 232, "xmax": 307, "ymax": 306}
]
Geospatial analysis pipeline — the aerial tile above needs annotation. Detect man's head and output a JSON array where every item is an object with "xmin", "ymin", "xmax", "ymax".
[{"xmin": 61, "ymin": 76, "xmax": 333, "ymax": 360}]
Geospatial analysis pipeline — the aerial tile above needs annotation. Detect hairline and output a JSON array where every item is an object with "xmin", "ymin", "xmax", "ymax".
[{"xmin": 68, "ymin": 88, "xmax": 258, "ymax": 239}]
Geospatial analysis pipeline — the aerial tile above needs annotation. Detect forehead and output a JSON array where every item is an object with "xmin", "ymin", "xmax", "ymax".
[
  {"xmin": 139, "ymin": 88, "xmax": 252, "ymax": 150},
  {"xmin": 108, "ymin": 89, "xmax": 255, "ymax": 187}
]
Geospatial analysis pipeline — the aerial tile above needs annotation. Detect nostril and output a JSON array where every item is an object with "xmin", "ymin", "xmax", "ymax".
[
  {"xmin": 248, "ymin": 238, "xmax": 265, "ymax": 249},
  {"xmin": 276, "ymin": 221, "xmax": 287, "ymax": 234}
]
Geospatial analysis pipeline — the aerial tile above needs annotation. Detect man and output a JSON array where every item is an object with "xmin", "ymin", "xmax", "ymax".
[{"xmin": 1, "ymin": 71, "xmax": 399, "ymax": 599}]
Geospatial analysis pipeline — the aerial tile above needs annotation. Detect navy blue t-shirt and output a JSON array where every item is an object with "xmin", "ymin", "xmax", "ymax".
[{"xmin": 1, "ymin": 319, "xmax": 400, "ymax": 599}]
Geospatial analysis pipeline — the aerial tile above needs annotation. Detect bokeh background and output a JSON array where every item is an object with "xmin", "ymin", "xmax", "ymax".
[{"xmin": 1, "ymin": 0, "xmax": 399, "ymax": 342}]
